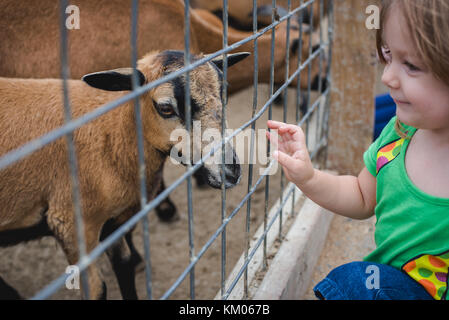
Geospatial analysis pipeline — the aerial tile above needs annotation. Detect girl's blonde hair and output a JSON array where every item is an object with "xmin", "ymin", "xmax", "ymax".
[{"xmin": 376, "ymin": 0, "xmax": 449, "ymax": 138}]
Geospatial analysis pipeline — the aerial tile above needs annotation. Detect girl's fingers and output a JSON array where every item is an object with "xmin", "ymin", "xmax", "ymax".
[
  {"xmin": 278, "ymin": 125, "xmax": 303, "ymax": 141},
  {"xmin": 268, "ymin": 121, "xmax": 299, "ymax": 140},
  {"xmin": 266, "ymin": 131, "xmax": 288, "ymax": 153},
  {"xmin": 267, "ymin": 122, "xmax": 306, "ymax": 157},
  {"xmin": 273, "ymin": 150, "xmax": 300, "ymax": 172},
  {"xmin": 267, "ymin": 120, "xmax": 285, "ymax": 129},
  {"xmin": 266, "ymin": 131, "xmax": 283, "ymax": 146}
]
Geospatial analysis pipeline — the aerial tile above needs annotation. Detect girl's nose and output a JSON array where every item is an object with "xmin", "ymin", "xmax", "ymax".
[{"xmin": 381, "ymin": 63, "xmax": 400, "ymax": 90}]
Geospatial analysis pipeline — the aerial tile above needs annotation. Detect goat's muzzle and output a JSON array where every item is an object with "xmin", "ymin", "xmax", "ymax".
[{"xmin": 203, "ymin": 150, "xmax": 241, "ymax": 189}]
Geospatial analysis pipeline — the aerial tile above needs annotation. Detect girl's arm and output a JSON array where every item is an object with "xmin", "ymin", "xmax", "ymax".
[
  {"xmin": 297, "ymin": 167, "xmax": 376, "ymax": 220},
  {"xmin": 267, "ymin": 120, "xmax": 376, "ymax": 220}
]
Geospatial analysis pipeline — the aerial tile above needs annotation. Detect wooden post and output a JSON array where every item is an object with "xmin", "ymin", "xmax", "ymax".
[{"xmin": 326, "ymin": 0, "xmax": 378, "ymax": 175}]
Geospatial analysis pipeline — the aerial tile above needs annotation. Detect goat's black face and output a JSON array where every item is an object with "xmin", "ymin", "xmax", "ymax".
[{"xmin": 153, "ymin": 50, "xmax": 249, "ymax": 189}]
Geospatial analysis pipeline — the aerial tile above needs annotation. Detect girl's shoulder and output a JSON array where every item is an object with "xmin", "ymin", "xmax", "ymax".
[{"xmin": 364, "ymin": 116, "xmax": 415, "ymax": 177}]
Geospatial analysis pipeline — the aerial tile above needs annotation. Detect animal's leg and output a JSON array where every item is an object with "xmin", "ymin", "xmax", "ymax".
[
  {"xmin": 155, "ymin": 163, "xmax": 210, "ymax": 223},
  {"xmin": 47, "ymin": 212, "xmax": 106, "ymax": 300},
  {"xmin": 155, "ymin": 177, "xmax": 179, "ymax": 222},
  {"xmin": 125, "ymin": 230, "xmax": 144, "ymax": 273},
  {"xmin": 101, "ymin": 219, "xmax": 138, "ymax": 300}
]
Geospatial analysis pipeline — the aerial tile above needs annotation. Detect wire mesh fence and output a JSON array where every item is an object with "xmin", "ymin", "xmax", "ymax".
[{"xmin": 0, "ymin": 0, "xmax": 333, "ymax": 299}]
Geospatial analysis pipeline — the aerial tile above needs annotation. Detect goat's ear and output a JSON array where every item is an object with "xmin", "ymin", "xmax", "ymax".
[
  {"xmin": 82, "ymin": 68, "xmax": 146, "ymax": 91},
  {"xmin": 208, "ymin": 52, "xmax": 250, "ymax": 71}
]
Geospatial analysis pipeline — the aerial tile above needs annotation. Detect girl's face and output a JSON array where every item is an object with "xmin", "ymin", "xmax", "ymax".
[{"xmin": 381, "ymin": 5, "xmax": 449, "ymax": 133}]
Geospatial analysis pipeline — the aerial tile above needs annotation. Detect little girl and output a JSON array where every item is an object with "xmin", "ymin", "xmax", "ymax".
[{"xmin": 267, "ymin": 0, "xmax": 449, "ymax": 300}]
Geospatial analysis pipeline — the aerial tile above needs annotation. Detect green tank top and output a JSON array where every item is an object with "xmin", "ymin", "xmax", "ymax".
[{"xmin": 363, "ymin": 116, "xmax": 449, "ymax": 300}]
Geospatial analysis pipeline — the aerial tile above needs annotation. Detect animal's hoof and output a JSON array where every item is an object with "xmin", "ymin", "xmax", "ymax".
[
  {"xmin": 155, "ymin": 199, "xmax": 179, "ymax": 223},
  {"xmin": 133, "ymin": 259, "xmax": 145, "ymax": 274},
  {"xmin": 128, "ymin": 249, "xmax": 145, "ymax": 274}
]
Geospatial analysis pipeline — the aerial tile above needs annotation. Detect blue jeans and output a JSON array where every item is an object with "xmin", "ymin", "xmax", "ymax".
[{"xmin": 313, "ymin": 261, "xmax": 433, "ymax": 300}]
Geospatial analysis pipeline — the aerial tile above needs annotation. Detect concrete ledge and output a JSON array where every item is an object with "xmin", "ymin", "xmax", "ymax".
[
  {"xmin": 252, "ymin": 198, "xmax": 334, "ymax": 300},
  {"xmin": 215, "ymin": 182, "xmax": 304, "ymax": 300}
]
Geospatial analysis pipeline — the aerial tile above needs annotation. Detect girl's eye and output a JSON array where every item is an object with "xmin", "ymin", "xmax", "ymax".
[
  {"xmin": 381, "ymin": 47, "xmax": 392, "ymax": 63},
  {"xmin": 155, "ymin": 102, "xmax": 176, "ymax": 118},
  {"xmin": 404, "ymin": 61, "xmax": 420, "ymax": 72}
]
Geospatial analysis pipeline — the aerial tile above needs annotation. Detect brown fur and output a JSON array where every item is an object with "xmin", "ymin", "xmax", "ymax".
[
  {"xmin": 190, "ymin": 0, "xmax": 330, "ymax": 29},
  {"xmin": 0, "ymin": 51, "xmax": 240, "ymax": 299},
  {"xmin": 0, "ymin": 0, "xmax": 322, "ymax": 92}
]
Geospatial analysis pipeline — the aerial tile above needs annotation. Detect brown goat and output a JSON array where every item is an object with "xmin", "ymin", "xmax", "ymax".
[
  {"xmin": 0, "ymin": 0, "xmax": 322, "ymax": 93},
  {"xmin": 190, "ymin": 0, "xmax": 330, "ymax": 30},
  {"xmin": 0, "ymin": 50, "xmax": 247, "ymax": 299}
]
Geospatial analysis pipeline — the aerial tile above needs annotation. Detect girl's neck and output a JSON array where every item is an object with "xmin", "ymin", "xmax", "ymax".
[{"xmin": 417, "ymin": 127, "xmax": 449, "ymax": 149}]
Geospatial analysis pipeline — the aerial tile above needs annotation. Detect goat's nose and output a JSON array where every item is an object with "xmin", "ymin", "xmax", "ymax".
[{"xmin": 223, "ymin": 152, "xmax": 241, "ymax": 188}]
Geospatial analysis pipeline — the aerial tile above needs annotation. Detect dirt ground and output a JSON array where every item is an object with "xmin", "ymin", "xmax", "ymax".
[{"xmin": 0, "ymin": 84, "xmax": 321, "ymax": 300}]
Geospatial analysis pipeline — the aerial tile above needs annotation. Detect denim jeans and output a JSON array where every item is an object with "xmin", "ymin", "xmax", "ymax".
[{"xmin": 313, "ymin": 261, "xmax": 434, "ymax": 300}]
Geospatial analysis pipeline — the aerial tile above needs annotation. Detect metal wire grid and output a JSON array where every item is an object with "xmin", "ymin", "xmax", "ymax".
[{"xmin": 0, "ymin": 0, "xmax": 333, "ymax": 299}]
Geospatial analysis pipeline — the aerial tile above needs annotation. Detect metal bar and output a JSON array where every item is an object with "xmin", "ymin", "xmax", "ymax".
[
  {"xmin": 322, "ymin": 0, "xmax": 334, "ymax": 164},
  {"xmin": 315, "ymin": 0, "xmax": 324, "ymax": 151},
  {"xmin": 242, "ymin": 0, "xmax": 259, "ymax": 301},
  {"xmin": 220, "ymin": 0, "xmax": 229, "ymax": 301},
  {"xmin": 279, "ymin": 0, "xmax": 292, "ymax": 239},
  {"xmin": 130, "ymin": 0, "xmax": 153, "ymax": 300},
  {"xmin": 59, "ymin": 0, "xmax": 89, "ymax": 300},
  {"xmin": 305, "ymin": 0, "xmax": 315, "ymax": 147},
  {"xmin": 263, "ymin": 0, "xmax": 277, "ymax": 274},
  {"xmin": 292, "ymin": 0, "xmax": 306, "ymax": 217},
  {"xmin": 295, "ymin": 1, "xmax": 305, "ymax": 124},
  {"xmin": 183, "ymin": 0, "xmax": 195, "ymax": 300}
]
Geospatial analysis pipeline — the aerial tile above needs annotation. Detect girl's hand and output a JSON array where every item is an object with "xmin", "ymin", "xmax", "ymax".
[{"xmin": 266, "ymin": 120, "xmax": 315, "ymax": 187}]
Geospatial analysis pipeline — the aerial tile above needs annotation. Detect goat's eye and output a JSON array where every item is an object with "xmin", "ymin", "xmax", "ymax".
[{"xmin": 155, "ymin": 102, "xmax": 176, "ymax": 118}]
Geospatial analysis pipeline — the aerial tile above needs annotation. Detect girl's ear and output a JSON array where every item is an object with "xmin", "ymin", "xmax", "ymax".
[
  {"xmin": 207, "ymin": 52, "xmax": 250, "ymax": 71},
  {"xmin": 82, "ymin": 68, "xmax": 146, "ymax": 91}
]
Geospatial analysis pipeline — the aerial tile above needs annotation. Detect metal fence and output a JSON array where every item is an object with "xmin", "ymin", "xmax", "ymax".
[{"xmin": 0, "ymin": 0, "xmax": 333, "ymax": 299}]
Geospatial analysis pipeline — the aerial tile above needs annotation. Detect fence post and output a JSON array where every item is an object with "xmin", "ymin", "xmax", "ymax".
[{"xmin": 326, "ymin": 0, "xmax": 378, "ymax": 175}]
